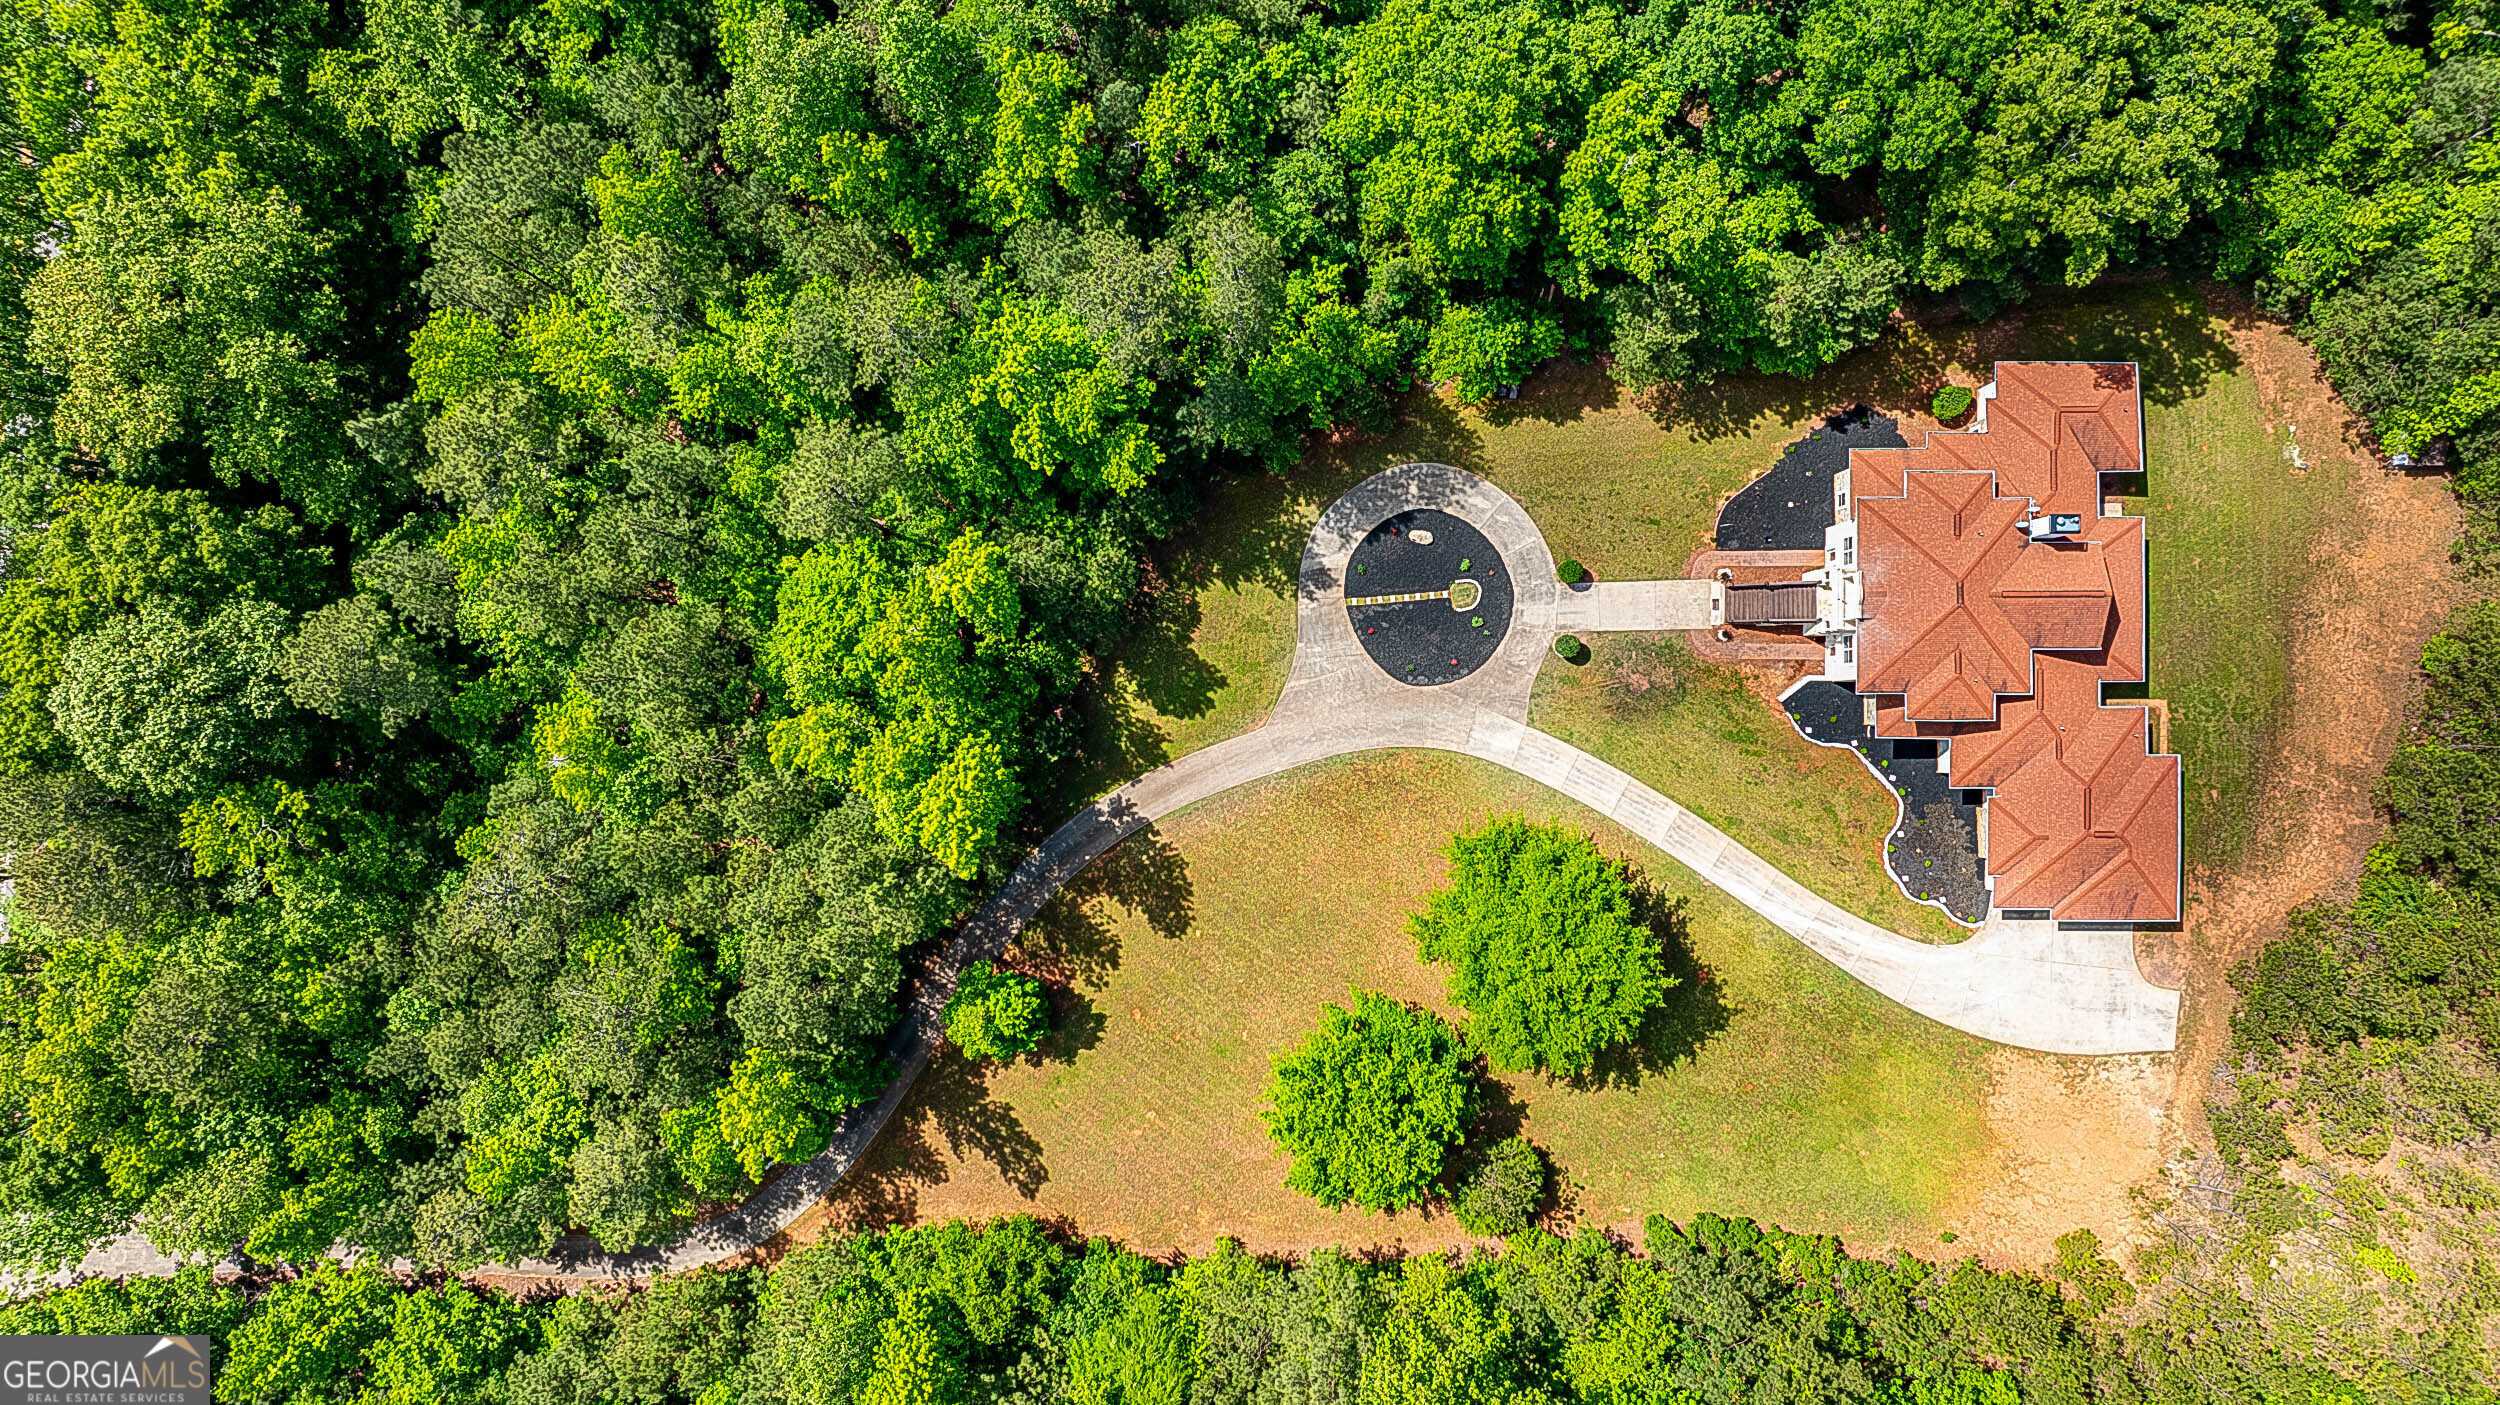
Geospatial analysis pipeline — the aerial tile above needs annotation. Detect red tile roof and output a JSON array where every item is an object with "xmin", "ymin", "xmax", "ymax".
[
  {"xmin": 1850, "ymin": 362, "xmax": 2142, "ymax": 519},
  {"xmin": 1855, "ymin": 473, "xmax": 2121, "ymax": 718},
  {"xmin": 1946, "ymin": 658, "xmax": 2182, "ymax": 922},
  {"xmin": 1845, "ymin": 362, "xmax": 2178, "ymax": 923}
]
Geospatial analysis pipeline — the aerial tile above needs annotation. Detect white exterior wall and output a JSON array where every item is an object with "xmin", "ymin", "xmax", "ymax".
[{"xmin": 1814, "ymin": 518, "xmax": 1861, "ymax": 678}]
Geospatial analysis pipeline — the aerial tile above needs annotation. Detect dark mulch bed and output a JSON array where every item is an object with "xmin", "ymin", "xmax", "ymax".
[
  {"xmin": 1783, "ymin": 680, "xmax": 1988, "ymax": 923},
  {"xmin": 1346, "ymin": 509, "xmax": 1512, "ymax": 686},
  {"xmin": 1715, "ymin": 408, "xmax": 1906, "ymax": 551}
]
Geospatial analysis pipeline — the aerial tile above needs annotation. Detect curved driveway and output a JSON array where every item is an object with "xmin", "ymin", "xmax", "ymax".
[{"xmin": 64, "ymin": 464, "xmax": 2181, "ymax": 1286}]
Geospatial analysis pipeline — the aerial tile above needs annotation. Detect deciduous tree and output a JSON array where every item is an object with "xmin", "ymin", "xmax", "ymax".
[
  {"xmin": 1262, "ymin": 991, "xmax": 1475, "ymax": 1212},
  {"xmin": 1408, "ymin": 818, "xmax": 1670, "ymax": 1077}
]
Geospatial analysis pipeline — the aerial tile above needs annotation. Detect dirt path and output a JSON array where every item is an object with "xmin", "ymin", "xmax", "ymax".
[
  {"xmin": 1939, "ymin": 302, "xmax": 2469, "ymax": 1267},
  {"xmin": 2159, "ymin": 312, "xmax": 2468, "ymax": 1131}
]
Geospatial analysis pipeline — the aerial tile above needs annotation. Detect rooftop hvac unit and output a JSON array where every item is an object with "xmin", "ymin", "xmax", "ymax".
[{"xmin": 2023, "ymin": 513, "xmax": 2085, "ymax": 542}]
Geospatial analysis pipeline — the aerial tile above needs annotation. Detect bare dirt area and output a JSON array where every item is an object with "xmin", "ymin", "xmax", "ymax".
[
  {"xmin": 1943, "ymin": 303, "xmax": 2469, "ymax": 1265},
  {"xmin": 1941, "ymin": 1051, "xmax": 2174, "ymax": 1265},
  {"xmin": 2153, "ymin": 328, "xmax": 2468, "ymax": 1145}
]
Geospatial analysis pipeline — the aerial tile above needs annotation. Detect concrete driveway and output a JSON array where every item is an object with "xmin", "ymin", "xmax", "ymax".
[
  {"xmin": 516, "ymin": 463, "xmax": 2181, "ymax": 1277},
  {"xmin": 60, "ymin": 464, "xmax": 2180, "ymax": 1285}
]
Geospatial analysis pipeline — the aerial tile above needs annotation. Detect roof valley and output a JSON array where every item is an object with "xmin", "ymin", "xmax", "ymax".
[{"xmin": 1840, "ymin": 361, "xmax": 2179, "ymax": 924}]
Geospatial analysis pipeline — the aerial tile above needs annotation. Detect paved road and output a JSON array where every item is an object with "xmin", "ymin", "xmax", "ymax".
[{"xmin": 59, "ymin": 464, "xmax": 2179, "ymax": 1286}]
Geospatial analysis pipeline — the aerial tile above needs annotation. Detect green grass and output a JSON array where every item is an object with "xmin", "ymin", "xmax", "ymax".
[
  {"xmin": 851, "ymin": 751, "xmax": 1988, "ymax": 1252},
  {"xmin": 1069, "ymin": 280, "xmax": 2344, "ymax": 881},
  {"xmin": 1528, "ymin": 633, "xmax": 1970, "ymax": 942},
  {"xmin": 2127, "ymin": 367, "xmax": 2351, "ymax": 875},
  {"xmin": 1054, "ymin": 460, "xmax": 1367, "ymax": 809}
]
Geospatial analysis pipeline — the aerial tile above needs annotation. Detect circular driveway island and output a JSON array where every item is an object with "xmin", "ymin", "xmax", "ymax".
[
  {"xmin": 56, "ymin": 461, "xmax": 2169, "ymax": 1286},
  {"xmin": 1344, "ymin": 508, "xmax": 1512, "ymax": 684}
]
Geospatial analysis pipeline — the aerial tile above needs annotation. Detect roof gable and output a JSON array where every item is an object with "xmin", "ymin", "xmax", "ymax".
[
  {"xmin": 1838, "ymin": 361, "xmax": 2176, "ymax": 924},
  {"xmin": 1951, "ymin": 657, "xmax": 2182, "ymax": 922}
]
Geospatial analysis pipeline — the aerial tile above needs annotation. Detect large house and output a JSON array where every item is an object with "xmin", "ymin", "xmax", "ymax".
[{"xmin": 1739, "ymin": 363, "xmax": 2182, "ymax": 924}]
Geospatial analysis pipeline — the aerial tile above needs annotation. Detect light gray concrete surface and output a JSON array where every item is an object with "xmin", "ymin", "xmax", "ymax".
[
  {"xmin": 52, "ymin": 463, "xmax": 2178, "ymax": 1286},
  {"xmin": 1553, "ymin": 579, "xmax": 1715, "ymax": 632}
]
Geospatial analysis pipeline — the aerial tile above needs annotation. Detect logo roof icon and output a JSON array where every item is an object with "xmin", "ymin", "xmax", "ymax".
[{"xmin": 144, "ymin": 1337, "xmax": 202, "ymax": 1361}]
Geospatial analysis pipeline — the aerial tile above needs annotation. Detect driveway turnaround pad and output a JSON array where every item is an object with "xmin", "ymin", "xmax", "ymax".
[{"xmin": 61, "ymin": 462, "xmax": 2183, "ymax": 1285}]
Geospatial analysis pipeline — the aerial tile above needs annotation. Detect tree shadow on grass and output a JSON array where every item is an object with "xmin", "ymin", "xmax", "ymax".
[
  {"xmin": 1971, "ymin": 279, "xmax": 2242, "ymax": 410},
  {"xmin": 1174, "ymin": 465, "xmax": 1343, "ymax": 602},
  {"xmin": 1119, "ymin": 566, "xmax": 1226, "ymax": 721},
  {"xmin": 1027, "ymin": 983, "xmax": 1109, "ymax": 1067},
  {"xmin": 1638, "ymin": 364, "xmax": 1831, "ymax": 444},
  {"xmin": 1474, "ymin": 357, "xmax": 1620, "ymax": 431},
  {"xmin": 1627, "ymin": 278, "xmax": 2245, "ymax": 448},
  {"xmin": 1093, "ymin": 822, "xmax": 1196, "ymax": 939},
  {"xmin": 1468, "ymin": 1071, "xmax": 1532, "ymax": 1146},
  {"xmin": 823, "ymin": 1047, "xmax": 1052, "ymax": 1229},
  {"xmin": 1013, "ymin": 824, "xmax": 1196, "ymax": 992},
  {"xmin": 1571, "ymin": 883, "xmax": 1735, "ymax": 1092},
  {"xmin": 1018, "ymin": 887, "xmax": 1123, "ymax": 993},
  {"xmin": 1052, "ymin": 584, "xmax": 1223, "ymax": 807},
  {"xmin": 1059, "ymin": 678, "xmax": 1179, "ymax": 812},
  {"xmin": 1199, "ymin": 391, "xmax": 1495, "ymax": 589}
]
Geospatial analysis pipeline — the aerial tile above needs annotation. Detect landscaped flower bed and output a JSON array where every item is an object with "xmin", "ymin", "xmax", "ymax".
[{"xmin": 1346, "ymin": 509, "xmax": 1513, "ymax": 685}]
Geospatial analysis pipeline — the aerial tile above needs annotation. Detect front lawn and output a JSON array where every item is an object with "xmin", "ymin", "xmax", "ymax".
[
  {"xmin": 838, "ymin": 751, "xmax": 1989, "ymax": 1255},
  {"xmin": 1072, "ymin": 280, "xmax": 2356, "ymax": 884},
  {"xmin": 1528, "ymin": 633, "xmax": 1970, "ymax": 942}
]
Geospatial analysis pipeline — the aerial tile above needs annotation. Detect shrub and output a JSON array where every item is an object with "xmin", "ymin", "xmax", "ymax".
[
  {"xmin": 1452, "ymin": 1135, "xmax": 1548, "ymax": 1236},
  {"xmin": 1553, "ymin": 634, "xmax": 1588, "ymax": 663},
  {"xmin": 1556, "ymin": 558, "xmax": 1586, "ymax": 584},
  {"xmin": 1262, "ymin": 991, "xmax": 1476, "ymax": 1212},
  {"xmin": 1931, "ymin": 384, "xmax": 1975, "ymax": 420},
  {"xmin": 2379, "ymin": 600, "xmax": 2500, "ymax": 892},
  {"xmin": 944, "ymin": 960, "xmax": 1049, "ymax": 1062},
  {"xmin": 2048, "ymin": 1229, "xmax": 2135, "ymax": 1318},
  {"xmin": 1408, "ymin": 816, "xmax": 1671, "ymax": 1075}
]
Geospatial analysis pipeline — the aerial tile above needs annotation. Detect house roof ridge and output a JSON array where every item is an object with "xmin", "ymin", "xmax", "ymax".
[{"xmin": 1840, "ymin": 360, "xmax": 2173, "ymax": 922}]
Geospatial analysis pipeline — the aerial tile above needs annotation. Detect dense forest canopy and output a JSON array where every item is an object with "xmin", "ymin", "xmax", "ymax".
[
  {"xmin": 0, "ymin": 0, "xmax": 2495, "ymax": 1273},
  {"xmin": 0, "ymin": 1214, "xmax": 2384, "ymax": 1405}
]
